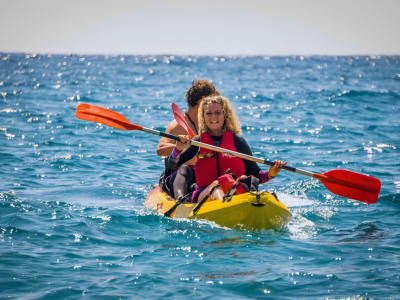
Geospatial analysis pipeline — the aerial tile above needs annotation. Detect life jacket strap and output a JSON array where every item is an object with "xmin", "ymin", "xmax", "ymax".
[{"xmin": 192, "ymin": 184, "xmax": 220, "ymax": 216}]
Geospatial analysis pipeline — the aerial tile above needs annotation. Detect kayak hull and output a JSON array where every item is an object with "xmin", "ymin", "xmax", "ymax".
[{"xmin": 145, "ymin": 187, "xmax": 292, "ymax": 231}]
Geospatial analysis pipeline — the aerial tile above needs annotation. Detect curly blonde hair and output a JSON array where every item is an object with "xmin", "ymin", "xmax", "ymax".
[{"xmin": 198, "ymin": 95, "xmax": 242, "ymax": 135}]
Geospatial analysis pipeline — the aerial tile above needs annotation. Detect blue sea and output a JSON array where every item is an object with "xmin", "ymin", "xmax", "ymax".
[{"xmin": 1, "ymin": 53, "xmax": 399, "ymax": 299}]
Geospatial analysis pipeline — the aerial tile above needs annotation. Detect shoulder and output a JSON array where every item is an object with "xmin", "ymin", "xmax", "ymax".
[
  {"xmin": 165, "ymin": 120, "xmax": 187, "ymax": 135},
  {"xmin": 233, "ymin": 133, "xmax": 251, "ymax": 151},
  {"xmin": 233, "ymin": 133, "xmax": 246, "ymax": 143},
  {"xmin": 199, "ymin": 131, "xmax": 209, "ymax": 139}
]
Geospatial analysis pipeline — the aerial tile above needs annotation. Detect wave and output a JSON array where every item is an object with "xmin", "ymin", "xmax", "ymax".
[
  {"xmin": 378, "ymin": 193, "xmax": 400, "ymax": 205},
  {"xmin": 304, "ymin": 88, "xmax": 400, "ymax": 102}
]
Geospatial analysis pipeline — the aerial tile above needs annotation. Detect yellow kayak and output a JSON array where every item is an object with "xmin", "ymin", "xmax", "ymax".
[{"xmin": 145, "ymin": 187, "xmax": 292, "ymax": 231}]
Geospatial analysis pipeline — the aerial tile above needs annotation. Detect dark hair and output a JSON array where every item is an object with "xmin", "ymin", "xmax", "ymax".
[{"xmin": 185, "ymin": 79, "xmax": 220, "ymax": 107}]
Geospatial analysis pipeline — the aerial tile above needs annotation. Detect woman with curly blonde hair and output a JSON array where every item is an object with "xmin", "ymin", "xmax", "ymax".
[
  {"xmin": 198, "ymin": 95, "xmax": 242, "ymax": 135},
  {"xmin": 167, "ymin": 95, "xmax": 286, "ymax": 203}
]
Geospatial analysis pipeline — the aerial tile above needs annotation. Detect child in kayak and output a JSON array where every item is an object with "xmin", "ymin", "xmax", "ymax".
[
  {"xmin": 157, "ymin": 79, "xmax": 220, "ymax": 201},
  {"xmin": 167, "ymin": 95, "xmax": 287, "ymax": 203}
]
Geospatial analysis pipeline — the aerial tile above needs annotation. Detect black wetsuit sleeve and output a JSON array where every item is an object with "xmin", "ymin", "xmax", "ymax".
[
  {"xmin": 233, "ymin": 134, "xmax": 262, "ymax": 179},
  {"xmin": 166, "ymin": 136, "xmax": 200, "ymax": 170}
]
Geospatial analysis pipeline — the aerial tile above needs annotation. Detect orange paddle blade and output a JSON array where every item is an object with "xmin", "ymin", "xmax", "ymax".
[
  {"xmin": 76, "ymin": 104, "xmax": 142, "ymax": 130},
  {"xmin": 314, "ymin": 169, "xmax": 381, "ymax": 204},
  {"xmin": 171, "ymin": 102, "xmax": 196, "ymax": 138}
]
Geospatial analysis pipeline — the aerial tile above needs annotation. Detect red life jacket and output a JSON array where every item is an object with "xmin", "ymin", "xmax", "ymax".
[{"xmin": 195, "ymin": 131, "xmax": 246, "ymax": 187}]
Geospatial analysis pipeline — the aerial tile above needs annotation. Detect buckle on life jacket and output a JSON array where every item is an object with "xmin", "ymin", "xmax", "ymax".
[{"xmin": 197, "ymin": 152, "xmax": 215, "ymax": 160}]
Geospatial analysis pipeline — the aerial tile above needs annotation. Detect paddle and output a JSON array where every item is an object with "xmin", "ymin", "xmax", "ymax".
[
  {"xmin": 171, "ymin": 102, "xmax": 381, "ymax": 204},
  {"xmin": 171, "ymin": 103, "xmax": 196, "ymax": 138},
  {"xmin": 76, "ymin": 103, "xmax": 381, "ymax": 204}
]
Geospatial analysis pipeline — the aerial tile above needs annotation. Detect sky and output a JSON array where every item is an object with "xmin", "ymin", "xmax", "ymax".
[{"xmin": 1, "ymin": 0, "xmax": 399, "ymax": 56}]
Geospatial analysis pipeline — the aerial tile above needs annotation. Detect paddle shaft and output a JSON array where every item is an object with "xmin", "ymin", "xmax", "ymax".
[
  {"xmin": 151, "ymin": 126, "xmax": 379, "ymax": 193},
  {"xmin": 142, "ymin": 126, "xmax": 313, "ymax": 177}
]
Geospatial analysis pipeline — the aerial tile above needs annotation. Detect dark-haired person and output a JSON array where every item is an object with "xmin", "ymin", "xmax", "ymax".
[{"xmin": 157, "ymin": 79, "xmax": 220, "ymax": 201}]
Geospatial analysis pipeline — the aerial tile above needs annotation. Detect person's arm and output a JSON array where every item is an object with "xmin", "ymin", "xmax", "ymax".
[
  {"xmin": 233, "ymin": 135, "xmax": 262, "ymax": 176},
  {"xmin": 166, "ymin": 136, "xmax": 200, "ymax": 170},
  {"xmin": 234, "ymin": 135, "xmax": 278, "ymax": 183},
  {"xmin": 157, "ymin": 120, "xmax": 187, "ymax": 157}
]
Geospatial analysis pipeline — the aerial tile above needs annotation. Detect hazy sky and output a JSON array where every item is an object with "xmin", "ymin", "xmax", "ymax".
[{"xmin": 1, "ymin": 0, "xmax": 399, "ymax": 55}]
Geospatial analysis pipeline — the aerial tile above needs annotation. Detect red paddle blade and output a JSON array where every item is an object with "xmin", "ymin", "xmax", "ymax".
[
  {"xmin": 171, "ymin": 102, "xmax": 196, "ymax": 138},
  {"xmin": 314, "ymin": 169, "xmax": 381, "ymax": 204},
  {"xmin": 76, "ymin": 104, "xmax": 142, "ymax": 130}
]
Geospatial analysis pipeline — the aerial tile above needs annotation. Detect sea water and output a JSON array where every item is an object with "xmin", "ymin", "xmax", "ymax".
[{"xmin": 1, "ymin": 53, "xmax": 399, "ymax": 299}]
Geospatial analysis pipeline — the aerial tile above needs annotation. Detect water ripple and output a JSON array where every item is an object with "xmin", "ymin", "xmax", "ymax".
[{"xmin": 1, "ymin": 53, "xmax": 399, "ymax": 299}]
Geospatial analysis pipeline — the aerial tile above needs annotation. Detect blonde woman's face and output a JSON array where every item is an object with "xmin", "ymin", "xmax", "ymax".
[{"xmin": 204, "ymin": 102, "xmax": 224, "ymax": 133}]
